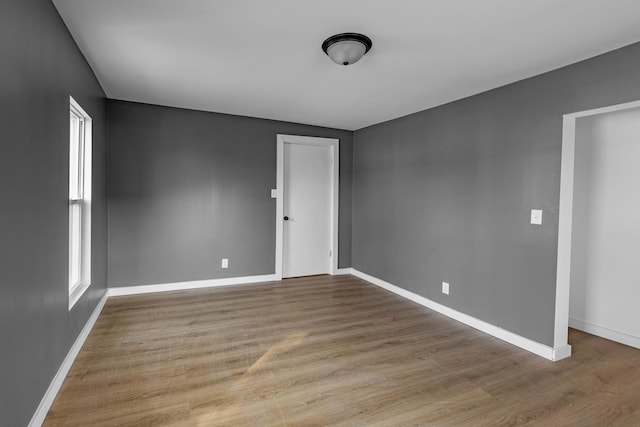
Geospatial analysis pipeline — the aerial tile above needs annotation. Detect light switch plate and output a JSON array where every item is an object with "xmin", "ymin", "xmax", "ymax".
[
  {"xmin": 530, "ymin": 209, "xmax": 543, "ymax": 225},
  {"xmin": 271, "ymin": 189, "xmax": 277, "ymax": 198},
  {"xmin": 442, "ymin": 282, "xmax": 450, "ymax": 295}
]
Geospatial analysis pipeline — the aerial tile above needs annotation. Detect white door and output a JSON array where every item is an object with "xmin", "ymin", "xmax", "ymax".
[{"xmin": 283, "ymin": 143, "xmax": 332, "ymax": 278}]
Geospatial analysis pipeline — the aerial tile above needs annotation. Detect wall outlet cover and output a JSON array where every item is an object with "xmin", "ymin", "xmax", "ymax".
[
  {"xmin": 221, "ymin": 258, "xmax": 228, "ymax": 268},
  {"xmin": 271, "ymin": 189, "xmax": 277, "ymax": 198}
]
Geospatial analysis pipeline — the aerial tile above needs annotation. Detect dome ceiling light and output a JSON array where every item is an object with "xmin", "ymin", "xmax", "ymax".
[{"xmin": 321, "ymin": 33, "xmax": 372, "ymax": 66}]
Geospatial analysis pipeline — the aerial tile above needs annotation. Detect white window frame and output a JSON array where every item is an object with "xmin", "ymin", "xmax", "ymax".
[{"xmin": 68, "ymin": 96, "xmax": 92, "ymax": 309}]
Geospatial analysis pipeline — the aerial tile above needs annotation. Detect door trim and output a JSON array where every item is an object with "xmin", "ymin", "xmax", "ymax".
[
  {"xmin": 275, "ymin": 134, "xmax": 339, "ymax": 280},
  {"xmin": 554, "ymin": 99, "xmax": 640, "ymax": 354}
]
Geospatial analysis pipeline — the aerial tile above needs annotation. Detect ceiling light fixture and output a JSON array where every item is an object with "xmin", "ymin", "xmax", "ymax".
[{"xmin": 322, "ymin": 33, "xmax": 372, "ymax": 66}]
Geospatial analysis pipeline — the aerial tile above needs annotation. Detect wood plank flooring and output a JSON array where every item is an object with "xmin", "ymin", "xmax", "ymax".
[{"xmin": 44, "ymin": 275, "xmax": 640, "ymax": 426}]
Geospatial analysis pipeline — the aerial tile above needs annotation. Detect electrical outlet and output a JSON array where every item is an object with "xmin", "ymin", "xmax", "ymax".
[
  {"xmin": 221, "ymin": 258, "xmax": 228, "ymax": 269},
  {"xmin": 271, "ymin": 189, "xmax": 277, "ymax": 198},
  {"xmin": 442, "ymin": 282, "xmax": 450, "ymax": 295}
]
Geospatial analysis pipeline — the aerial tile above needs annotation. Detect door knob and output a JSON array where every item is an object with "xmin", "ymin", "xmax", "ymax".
[{"xmin": 283, "ymin": 216, "xmax": 289, "ymax": 221}]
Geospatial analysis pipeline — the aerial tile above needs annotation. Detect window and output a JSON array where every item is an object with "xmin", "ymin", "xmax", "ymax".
[{"xmin": 69, "ymin": 96, "xmax": 92, "ymax": 309}]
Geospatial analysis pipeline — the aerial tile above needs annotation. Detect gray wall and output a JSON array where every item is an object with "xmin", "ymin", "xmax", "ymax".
[
  {"xmin": 107, "ymin": 100, "xmax": 353, "ymax": 287},
  {"xmin": 352, "ymin": 42, "xmax": 640, "ymax": 347},
  {"xmin": 0, "ymin": 0, "xmax": 108, "ymax": 425}
]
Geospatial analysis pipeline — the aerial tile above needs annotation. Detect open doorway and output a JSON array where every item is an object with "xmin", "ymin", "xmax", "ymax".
[{"xmin": 555, "ymin": 100, "xmax": 640, "ymax": 355}]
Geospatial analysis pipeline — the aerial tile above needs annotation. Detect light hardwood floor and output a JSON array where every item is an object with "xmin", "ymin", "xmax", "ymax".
[{"xmin": 45, "ymin": 275, "xmax": 640, "ymax": 426}]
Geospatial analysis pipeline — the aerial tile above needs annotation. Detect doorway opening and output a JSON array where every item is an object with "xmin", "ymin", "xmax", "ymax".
[
  {"xmin": 275, "ymin": 135, "xmax": 339, "ymax": 279},
  {"xmin": 555, "ymin": 99, "xmax": 640, "ymax": 357}
]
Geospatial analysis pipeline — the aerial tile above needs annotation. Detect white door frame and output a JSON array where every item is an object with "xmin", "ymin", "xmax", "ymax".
[
  {"xmin": 275, "ymin": 134, "xmax": 340, "ymax": 280},
  {"xmin": 554, "ymin": 99, "xmax": 640, "ymax": 356}
]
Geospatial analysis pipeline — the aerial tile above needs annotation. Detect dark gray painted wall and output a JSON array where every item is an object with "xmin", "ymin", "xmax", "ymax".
[
  {"xmin": 107, "ymin": 100, "xmax": 352, "ymax": 287},
  {"xmin": 0, "ymin": 0, "xmax": 107, "ymax": 425},
  {"xmin": 352, "ymin": 42, "xmax": 640, "ymax": 347}
]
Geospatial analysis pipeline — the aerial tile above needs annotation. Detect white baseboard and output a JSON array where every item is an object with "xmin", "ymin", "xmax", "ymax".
[
  {"xmin": 334, "ymin": 268, "xmax": 354, "ymax": 275},
  {"xmin": 552, "ymin": 344, "xmax": 573, "ymax": 361},
  {"xmin": 351, "ymin": 269, "xmax": 571, "ymax": 362},
  {"xmin": 569, "ymin": 317, "xmax": 640, "ymax": 350},
  {"xmin": 108, "ymin": 274, "xmax": 279, "ymax": 297},
  {"xmin": 29, "ymin": 290, "xmax": 109, "ymax": 427}
]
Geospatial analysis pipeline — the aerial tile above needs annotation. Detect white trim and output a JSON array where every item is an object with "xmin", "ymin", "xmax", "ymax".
[
  {"xmin": 552, "ymin": 344, "xmax": 573, "ymax": 361},
  {"xmin": 569, "ymin": 318, "xmax": 640, "ymax": 350},
  {"xmin": 554, "ymin": 116, "xmax": 575, "ymax": 348},
  {"xmin": 68, "ymin": 96, "xmax": 92, "ymax": 311},
  {"xmin": 564, "ymin": 100, "xmax": 640, "ymax": 119},
  {"xmin": 554, "ymin": 99, "xmax": 640, "ymax": 350},
  {"xmin": 275, "ymin": 139, "xmax": 284, "ymax": 279},
  {"xmin": 352, "ymin": 269, "xmax": 571, "ymax": 361},
  {"xmin": 108, "ymin": 274, "xmax": 278, "ymax": 297},
  {"xmin": 275, "ymin": 134, "xmax": 340, "ymax": 279},
  {"xmin": 29, "ymin": 290, "xmax": 108, "ymax": 427},
  {"xmin": 68, "ymin": 281, "xmax": 91, "ymax": 310},
  {"xmin": 334, "ymin": 268, "xmax": 354, "ymax": 275}
]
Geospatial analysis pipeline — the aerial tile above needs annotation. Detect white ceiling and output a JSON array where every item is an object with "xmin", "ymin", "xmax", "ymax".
[{"xmin": 53, "ymin": 0, "xmax": 640, "ymax": 131}]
